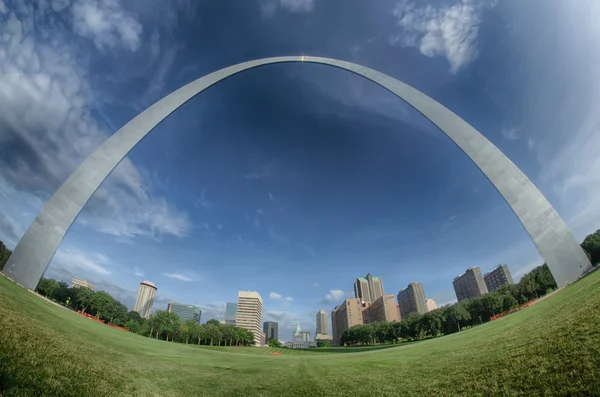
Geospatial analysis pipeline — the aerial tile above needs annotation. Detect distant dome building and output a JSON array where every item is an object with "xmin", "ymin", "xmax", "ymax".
[{"xmin": 289, "ymin": 324, "xmax": 316, "ymax": 349}]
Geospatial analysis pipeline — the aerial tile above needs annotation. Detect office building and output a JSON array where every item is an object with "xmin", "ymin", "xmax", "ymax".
[
  {"xmin": 453, "ymin": 267, "xmax": 488, "ymax": 302},
  {"xmin": 362, "ymin": 294, "xmax": 400, "ymax": 323},
  {"xmin": 397, "ymin": 282, "xmax": 428, "ymax": 318},
  {"xmin": 224, "ymin": 302, "xmax": 238, "ymax": 326},
  {"xmin": 263, "ymin": 321, "xmax": 278, "ymax": 342},
  {"xmin": 167, "ymin": 302, "xmax": 201, "ymax": 323},
  {"xmin": 331, "ymin": 298, "xmax": 366, "ymax": 345},
  {"xmin": 316, "ymin": 309, "xmax": 329, "ymax": 335},
  {"xmin": 315, "ymin": 333, "xmax": 333, "ymax": 342},
  {"xmin": 236, "ymin": 291, "xmax": 263, "ymax": 346},
  {"xmin": 133, "ymin": 281, "xmax": 157, "ymax": 319},
  {"xmin": 484, "ymin": 264, "xmax": 514, "ymax": 292},
  {"xmin": 71, "ymin": 278, "xmax": 95, "ymax": 291},
  {"xmin": 426, "ymin": 299, "xmax": 438, "ymax": 312},
  {"xmin": 354, "ymin": 273, "xmax": 384, "ymax": 303}
]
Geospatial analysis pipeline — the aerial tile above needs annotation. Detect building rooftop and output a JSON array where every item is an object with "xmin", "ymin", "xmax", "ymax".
[{"xmin": 140, "ymin": 281, "xmax": 156, "ymax": 288}]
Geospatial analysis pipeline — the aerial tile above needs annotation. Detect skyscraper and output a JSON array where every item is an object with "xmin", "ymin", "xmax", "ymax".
[
  {"xmin": 362, "ymin": 294, "xmax": 400, "ymax": 323},
  {"xmin": 316, "ymin": 309, "xmax": 329, "ymax": 335},
  {"xmin": 167, "ymin": 302, "xmax": 202, "ymax": 323},
  {"xmin": 484, "ymin": 264, "xmax": 514, "ymax": 292},
  {"xmin": 354, "ymin": 273, "xmax": 384, "ymax": 303},
  {"xmin": 397, "ymin": 282, "xmax": 427, "ymax": 318},
  {"xmin": 426, "ymin": 299, "xmax": 438, "ymax": 312},
  {"xmin": 236, "ymin": 291, "xmax": 263, "ymax": 346},
  {"xmin": 331, "ymin": 298, "xmax": 366, "ymax": 345},
  {"xmin": 133, "ymin": 281, "xmax": 157, "ymax": 319},
  {"xmin": 263, "ymin": 321, "xmax": 278, "ymax": 342},
  {"xmin": 453, "ymin": 267, "xmax": 488, "ymax": 302},
  {"xmin": 224, "ymin": 302, "xmax": 238, "ymax": 326}
]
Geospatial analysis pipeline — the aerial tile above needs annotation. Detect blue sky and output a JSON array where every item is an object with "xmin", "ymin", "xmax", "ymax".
[{"xmin": 1, "ymin": 0, "xmax": 600, "ymax": 340}]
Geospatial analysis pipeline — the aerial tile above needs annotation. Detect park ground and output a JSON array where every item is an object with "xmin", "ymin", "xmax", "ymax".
[{"xmin": 1, "ymin": 272, "xmax": 600, "ymax": 396}]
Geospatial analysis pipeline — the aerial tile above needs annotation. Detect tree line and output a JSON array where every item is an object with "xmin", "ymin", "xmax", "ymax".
[
  {"xmin": 33, "ymin": 277, "xmax": 256, "ymax": 346},
  {"xmin": 137, "ymin": 315, "xmax": 256, "ymax": 346},
  {"xmin": 0, "ymin": 241, "xmax": 11, "ymax": 271},
  {"xmin": 341, "ymin": 264, "xmax": 558, "ymax": 346}
]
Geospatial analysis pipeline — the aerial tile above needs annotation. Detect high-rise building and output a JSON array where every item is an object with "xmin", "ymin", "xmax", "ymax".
[
  {"xmin": 426, "ymin": 299, "xmax": 438, "ymax": 312},
  {"xmin": 224, "ymin": 302, "xmax": 238, "ymax": 326},
  {"xmin": 331, "ymin": 298, "xmax": 366, "ymax": 345},
  {"xmin": 133, "ymin": 281, "xmax": 157, "ymax": 319},
  {"xmin": 263, "ymin": 321, "xmax": 278, "ymax": 342},
  {"xmin": 354, "ymin": 273, "xmax": 384, "ymax": 303},
  {"xmin": 397, "ymin": 282, "xmax": 427, "ymax": 318},
  {"xmin": 484, "ymin": 264, "xmax": 514, "ymax": 292},
  {"xmin": 316, "ymin": 309, "xmax": 329, "ymax": 335},
  {"xmin": 453, "ymin": 267, "xmax": 488, "ymax": 302},
  {"xmin": 362, "ymin": 294, "xmax": 400, "ymax": 323},
  {"xmin": 236, "ymin": 291, "xmax": 263, "ymax": 346},
  {"xmin": 167, "ymin": 302, "xmax": 202, "ymax": 323},
  {"xmin": 71, "ymin": 278, "xmax": 95, "ymax": 291}
]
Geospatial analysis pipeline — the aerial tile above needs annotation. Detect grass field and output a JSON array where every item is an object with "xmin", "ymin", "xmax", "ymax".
[{"xmin": 1, "ymin": 272, "xmax": 600, "ymax": 397}]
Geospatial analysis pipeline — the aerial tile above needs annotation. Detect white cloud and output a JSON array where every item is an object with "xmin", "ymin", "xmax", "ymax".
[
  {"xmin": 0, "ymin": 212, "xmax": 20, "ymax": 246},
  {"xmin": 71, "ymin": 0, "xmax": 143, "ymax": 52},
  {"xmin": 269, "ymin": 291, "xmax": 294, "ymax": 305},
  {"xmin": 196, "ymin": 188, "xmax": 212, "ymax": 210},
  {"xmin": 391, "ymin": 0, "xmax": 495, "ymax": 73},
  {"xmin": 260, "ymin": 0, "xmax": 316, "ymax": 18},
  {"xmin": 53, "ymin": 247, "xmax": 111, "ymax": 275},
  {"xmin": 163, "ymin": 273, "xmax": 194, "ymax": 282},
  {"xmin": 437, "ymin": 298, "xmax": 458, "ymax": 307},
  {"xmin": 0, "ymin": 2, "xmax": 190, "ymax": 242},
  {"xmin": 133, "ymin": 266, "xmax": 144, "ymax": 277},
  {"xmin": 501, "ymin": 127, "xmax": 520, "ymax": 141},
  {"xmin": 280, "ymin": 0, "xmax": 315, "ymax": 12},
  {"xmin": 198, "ymin": 302, "xmax": 227, "ymax": 322},
  {"xmin": 0, "ymin": 0, "xmax": 7, "ymax": 15},
  {"xmin": 321, "ymin": 289, "xmax": 345, "ymax": 304},
  {"xmin": 244, "ymin": 160, "xmax": 277, "ymax": 180}
]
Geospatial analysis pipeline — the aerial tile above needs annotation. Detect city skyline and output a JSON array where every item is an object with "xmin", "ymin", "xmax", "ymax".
[
  {"xmin": 2, "ymin": 0, "xmax": 599, "ymax": 342},
  {"xmin": 74, "ymin": 262, "xmax": 514, "ymax": 340}
]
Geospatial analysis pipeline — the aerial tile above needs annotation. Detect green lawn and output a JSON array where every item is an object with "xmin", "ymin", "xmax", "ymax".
[{"xmin": 1, "ymin": 271, "xmax": 599, "ymax": 397}]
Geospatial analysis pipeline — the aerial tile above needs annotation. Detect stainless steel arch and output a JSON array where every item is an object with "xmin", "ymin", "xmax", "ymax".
[{"xmin": 2, "ymin": 56, "xmax": 591, "ymax": 290}]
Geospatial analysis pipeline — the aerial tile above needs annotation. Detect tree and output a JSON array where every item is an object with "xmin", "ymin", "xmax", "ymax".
[
  {"xmin": 581, "ymin": 229, "xmax": 600, "ymax": 266},
  {"xmin": 72, "ymin": 287, "xmax": 95, "ymax": 314},
  {"xmin": 147, "ymin": 311, "xmax": 171, "ymax": 339},
  {"xmin": 268, "ymin": 338, "xmax": 282, "ymax": 348},
  {"xmin": 91, "ymin": 291, "xmax": 115, "ymax": 321},
  {"xmin": 533, "ymin": 264, "xmax": 557, "ymax": 295},
  {"xmin": 206, "ymin": 319, "xmax": 220, "ymax": 326},
  {"xmin": 36, "ymin": 278, "xmax": 58, "ymax": 298},
  {"xmin": 0, "ymin": 240, "xmax": 11, "ymax": 271},
  {"xmin": 124, "ymin": 319, "xmax": 139, "ymax": 332},
  {"xmin": 316, "ymin": 340, "xmax": 331, "ymax": 348},
  {"xmin": 127, "ymin": 311, "xmax": 144, "ymax": 324},
  {"xmin": 53, "ymin": 281, "xmax": 71, "ymax": 305}
]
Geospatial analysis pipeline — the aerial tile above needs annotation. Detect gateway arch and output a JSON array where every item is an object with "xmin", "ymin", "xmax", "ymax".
[{"xmin": 2, "ymin": 56, "xmax": 591, "ymax": 290}]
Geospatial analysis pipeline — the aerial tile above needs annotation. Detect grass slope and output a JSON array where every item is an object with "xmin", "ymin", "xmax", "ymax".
[{"xmin": 1, "ymin": 272, "xmax": 600, "ymax": 396}]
